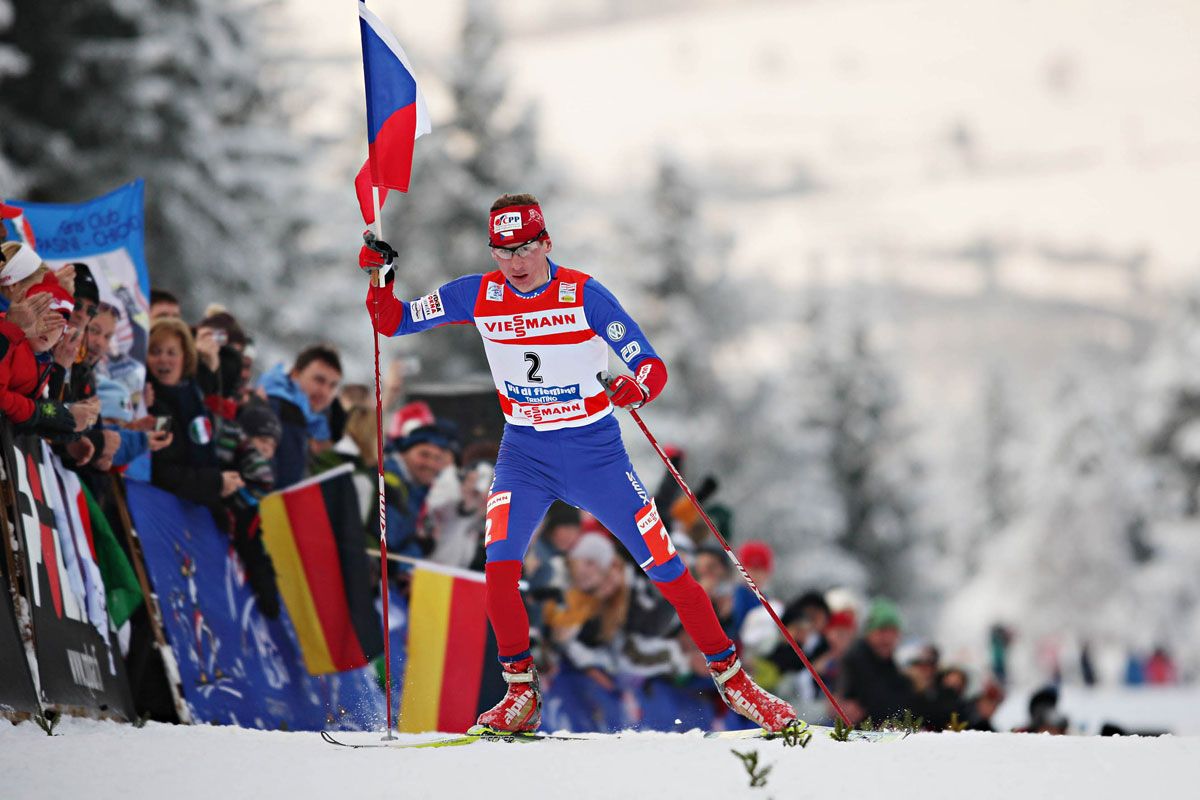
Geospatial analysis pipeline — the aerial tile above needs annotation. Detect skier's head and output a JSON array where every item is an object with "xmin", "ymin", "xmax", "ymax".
[{"xmin": 489, "ymin": 193, "xmax": 553, "ymax": 293}]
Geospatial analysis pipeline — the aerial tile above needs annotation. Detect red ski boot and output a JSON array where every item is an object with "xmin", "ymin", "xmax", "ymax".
[
  {"xmin": 709, "ymin": 653, "xmax": 801, "ymax": 733},
  {"xmin": 473, "ymin": 656, "xmax": 541, "ymax": 734}
]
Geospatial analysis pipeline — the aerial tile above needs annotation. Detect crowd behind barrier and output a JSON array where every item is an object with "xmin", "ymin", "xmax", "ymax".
[{"xmin": 0, "ymin": 204, "xmax": 1187, "ymax": 736}]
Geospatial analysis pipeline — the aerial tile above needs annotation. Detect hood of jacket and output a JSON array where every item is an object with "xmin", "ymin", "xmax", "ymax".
[{"xmin": 258, "ymin": 362, "xmax": 331, "ymax": 441}]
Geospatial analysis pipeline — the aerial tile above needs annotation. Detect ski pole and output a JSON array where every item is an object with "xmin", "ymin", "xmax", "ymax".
[
  {"xmin": 366, "ymin": 191, "xmax": 396, "ymax": 740},
  {"xmin": 599, "ymin": 373, "xmax": 853, "ymax": 728}
]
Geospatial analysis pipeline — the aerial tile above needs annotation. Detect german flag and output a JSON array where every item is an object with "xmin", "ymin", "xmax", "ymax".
[
  {"xmin": 260, "ymin": 464, "xmax": 382, "ymax": 674},
  {"xmin": 399, "ymin": 563, "xmax": 501, "ymax": 733}
]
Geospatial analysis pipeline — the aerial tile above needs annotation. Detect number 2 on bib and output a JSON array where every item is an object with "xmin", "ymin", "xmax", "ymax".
[{"xmin": 524, "ymin": 351, "xmax": 543, "ymax": 383}]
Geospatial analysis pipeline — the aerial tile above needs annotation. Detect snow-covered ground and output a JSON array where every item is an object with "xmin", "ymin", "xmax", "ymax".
[{"xmin": 3, "ymin": 717, "xmax": 1195, "ymax": 800}]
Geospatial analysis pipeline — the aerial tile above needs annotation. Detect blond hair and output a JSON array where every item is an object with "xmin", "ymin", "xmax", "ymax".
[{"xmin": 343, "ymin": 405, "xmax": 379, "ymax": 469}]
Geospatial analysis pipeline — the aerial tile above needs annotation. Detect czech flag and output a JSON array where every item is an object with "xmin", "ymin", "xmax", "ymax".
[
  {"xmin": 398, "ymin": 563, "xmax": 504, "ymax": 733},
  {"xmin": 260, "ymin": 465, "xmax": 383, "ymax": 675},
  {"xmin": 356, "ymin": 1, "xmax": 431, "ymax": 224}
]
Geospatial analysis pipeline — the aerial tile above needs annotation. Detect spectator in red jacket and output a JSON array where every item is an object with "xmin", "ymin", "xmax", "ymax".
[{"xmin": 0, "ymin": 275, "xmax": 98, "ymax": 437}]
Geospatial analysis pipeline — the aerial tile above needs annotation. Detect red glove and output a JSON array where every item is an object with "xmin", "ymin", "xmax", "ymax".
[
  {"xmin": 607, "ymin": 358, "xmax": 668, "ymax": 409},
  {"xmin": 608, "ymin": 374, "xmax": 649, "ymax": 408},
  {"xmin": 359, "ymin": 231, "xmax": 397, "ymax": 271}
]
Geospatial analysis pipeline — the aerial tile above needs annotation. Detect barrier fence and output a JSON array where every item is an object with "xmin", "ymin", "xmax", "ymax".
[{"xmin": 0, "ymin": 422, "xmax": 385, "ymax": 730}]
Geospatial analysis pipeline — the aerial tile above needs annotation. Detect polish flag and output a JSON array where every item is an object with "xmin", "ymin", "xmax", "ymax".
[{"xmin": 356, "ymin": 1, "xmax": 431, "ymax": 224}]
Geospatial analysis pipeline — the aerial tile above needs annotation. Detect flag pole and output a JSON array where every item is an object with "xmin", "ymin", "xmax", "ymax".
[{"xmin": 370, "ymin": 185, "xmax": 396, "ymax": 740}]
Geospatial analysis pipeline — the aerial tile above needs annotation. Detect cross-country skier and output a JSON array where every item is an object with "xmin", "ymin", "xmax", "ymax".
[{"xmin": 360, "ymin": 194, "xmax": 799, "ymax": 735}]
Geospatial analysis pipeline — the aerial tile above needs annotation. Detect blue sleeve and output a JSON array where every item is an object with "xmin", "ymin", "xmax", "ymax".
[
  {"xmin": 582, "ymin": 277, "xmax": 660, "ymax": 369},
  {"xmin": 393, "ymin": 275, "xmax": 482, "ymax": 335},
  {"xmin": 112, "ymin": 428, "xmax": 149, "ymax": 467}
]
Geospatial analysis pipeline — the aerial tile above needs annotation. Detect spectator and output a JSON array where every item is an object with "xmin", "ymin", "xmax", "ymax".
[
  {"xmin": 541, "ymin": 532, "xmax": 630, "ymax": 732},
  {"xmin": 425, "ymin": 440, "xmax": 497, "ymax": 570},
  {"xmin": 692, "ymin": 545, "xmax": 737, "ymax": 639},
  {"xmin": 730, "ymin": 540, "xmax": 773, "ymax": 639},
  {"xmin": 837, "ymin": 597, "xmax": 915, "ymax": 726},
  {"xmin": 2, "ymin": 241, "xmax": 57, "ymax": 304},
  {"xmin": 213, "ymin": 399, "xmax": 284, "ymax": 619},
  {"xmin": 195, "ymin": 310, "xmax": 248, "ymax": 404},
  {"xmin": 339, "ymin": 383, "xmax": 371, "ymax": 410},
  {"xmin": 990, "ymin": 623, "xmax": 1012, "ymax": 686},
  {"xmin": 1145, "ymin": 646, "xmax": 1178, "ymax": 685},
  {"xmin": 333, "ymin": 403, "xmax": 380, "ymax": 525},
  {"xmin": 149, "ymin": 289, "xmax": 181, "ymax": 320},
  {"xmin": 1016, "ymin": 685, "xmax": 1068, "ymax": 735},
  {"xmin": 48, "ymin": 263, "xmax": 101, "ymax": 404},
  {"xmin": 525, "ymin": 503, "xmax": 583, "ymax": 602},
  {"xmin": 762, "ymin": 592, "xmax": 830, "ymax": 696},
  {"xmin": 901, "ymin": 641, "xmax": 962, "ymax": 730},
  {"xmin": 818, "ymin": 608, "xmax": 857, "ymax": 685},
  {"xmin": 964, "ymin": 676, "xmax": 1003, "ymax": 734},
  {"xmin": 258, "ymin": 344, "xmax": 343, "ymax": 489},
  {"xmin": 95, "ymin": 377, "xmax": 173, "ymax": 470},
  {"xmin": 0, "ymin": 282, "xmax": 98, "ymax": 438},
  {"xmin": 372, "ymin": 416, "xmax": 458, "ymax": 565},
  {"xmin": 146, "ymin": 317, "xmax": 243, "ymax": 506}
]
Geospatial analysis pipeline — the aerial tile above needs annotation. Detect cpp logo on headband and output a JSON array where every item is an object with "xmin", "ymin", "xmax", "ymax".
[{"xmin": 492, "ymin": 212, "xmax": 523, "ymax": 234}]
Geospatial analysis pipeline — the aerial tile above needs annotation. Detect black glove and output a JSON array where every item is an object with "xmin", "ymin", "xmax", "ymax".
[{"xmin": 360, "ymin": 231, "xmax": 398, "ymax": 270}]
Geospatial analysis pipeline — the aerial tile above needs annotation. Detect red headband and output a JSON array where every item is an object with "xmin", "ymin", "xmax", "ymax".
[{"xmin": 489, "ymin": 204, "xmax": 546, "ymax": 247}]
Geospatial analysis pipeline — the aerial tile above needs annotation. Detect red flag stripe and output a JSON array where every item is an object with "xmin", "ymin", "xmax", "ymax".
[
  {"xmin": 280, "ymin": 485, "xmax": 367, "ymax": 670},
  {"xmin": 436, "ymin": 576, "xmax": 489, "ymax": 732}
]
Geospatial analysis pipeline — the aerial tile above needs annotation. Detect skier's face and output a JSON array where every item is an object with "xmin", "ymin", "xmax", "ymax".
[{"xmin": 491, "ymin": 238, "xmax": 552, "ymax": 293}]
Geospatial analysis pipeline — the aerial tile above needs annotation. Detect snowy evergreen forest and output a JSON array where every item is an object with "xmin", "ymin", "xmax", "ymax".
[{"xmin": 3, "ymin": 0, "xmax": 1200, "ymax": 686}]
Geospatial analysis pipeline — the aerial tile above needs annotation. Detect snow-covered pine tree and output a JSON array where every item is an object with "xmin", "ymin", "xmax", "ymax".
[
  {"xmin": 0, "ymin": 0, "xmax": 327, "ymax": 344},
  {"xmin": 0, "ymin": 0, "xmax": 24, "ymax": 193},
  {"xmin": 942, "ymin": 363, "xmax": 1022, "ymax": 579},
  {"xmin": 814, "ymin": 321, "xmax": 925, "ymax": 601},
  {"xmin": 945, "ymin": 363, "xmax": 1147, "ymax": 675},
  {"xmin": 624, "ymin": 157, "xmax": 748, "ymax": 468},
  {"xmin": 1130, "ymin": 286, "xmax": 1200, "ymax": 672},
  {"xmin": 379, "ymin": 0, "xmax": 556, "ymax": 381}
]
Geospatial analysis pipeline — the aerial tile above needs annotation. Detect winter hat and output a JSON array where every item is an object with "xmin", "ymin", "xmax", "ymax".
[
  {"xmin": 826, "ymin": 609, "xmax": 857, "ymax": 630},
  {"xmin": 71, "ymin": 263, "xmax": 100, "ymax": 308},
  {"xmin": 569, "ymin": 532, "xmax": 616, "ymax": 571},
  {"xmin": 863, "ymin": 597, "xmax": 903, "ymax": 633},
  {"xmin": 0, "ymin": 242, "xmax": 43, "ymax": 287},
  {"xmin": 96, "ymin": 378, "xmax": 133, "ymax": 423},
  {"xmin": 25, "ymin": 272, "xmax": 74, "ymax": 317},
  {"xmin": 737, "ymin": 540, "xmax": 774, "ymax": 572},
  {"xmin": 782, "ymin": 591, "xmax": 830, "ymax": 627},
  {"xmin": 395, "ymin": 419, "xmax": 460, "ymax": 455},
  {"xmin": 489, "ymin": 202, "xmax": 547, "ymax": 248},
  {"xmin": 387, "ymin": 400, "xmax": 435, "ymax": 440},
  {"xmin": 239, "ymin": 401, "xmax": 283, "ymax": 443}
]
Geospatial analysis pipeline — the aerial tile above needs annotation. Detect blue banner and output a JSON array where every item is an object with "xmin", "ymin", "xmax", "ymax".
[
  {"xmin": 125, "ymin": 480, "xmax": 384, "ymax": 731},
  {"xmin": 3, "ymin": 181, "xmax": 151, "ymax": 365}
]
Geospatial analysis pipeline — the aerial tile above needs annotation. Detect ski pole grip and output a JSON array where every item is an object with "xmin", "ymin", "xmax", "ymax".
[{"xmin": 596, "ymin": 371, "xmax": 614, "ymax": 391}]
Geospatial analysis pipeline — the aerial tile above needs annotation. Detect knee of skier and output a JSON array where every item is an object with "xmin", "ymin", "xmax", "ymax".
[{"xmin": 645, "ymin": 555, "xmax": 686, "ymax": 583}]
